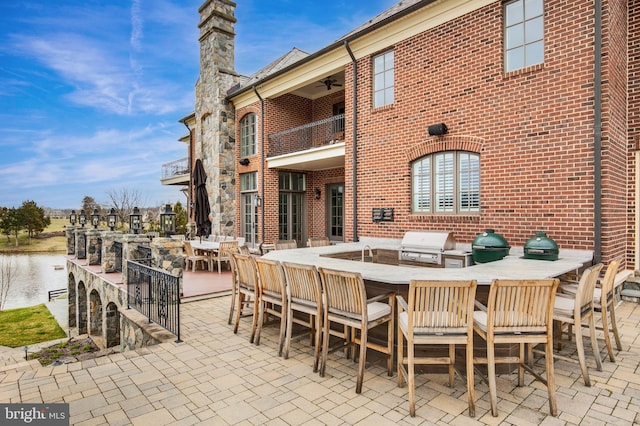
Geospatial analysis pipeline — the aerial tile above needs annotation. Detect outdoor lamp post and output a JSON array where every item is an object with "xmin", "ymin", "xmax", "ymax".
[
  {"xmin": 159, "ymin": 204, "xmax": 176, "ymax": 237},
  {"xmin": 107, "ymin": 208, "xmax": 118, "ymax": 231},
  {"xmin": 79, "ymin": 210, "xmax": 87, "ymax": 228},
  {"xmin": 91, "ymin": 208, "xmax": 100, "ymax": 229},
  {"xmin": 69, "ymin": 210, "xmax": 77, "ymax": 226},
  {"xmin": 129, "ymin": 207, "xmax": 142, "ymax": 234}
]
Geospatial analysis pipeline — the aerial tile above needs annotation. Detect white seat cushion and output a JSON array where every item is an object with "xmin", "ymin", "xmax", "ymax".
[
  {"xmin": 367, "ymin": 302, "xmax": 391, "ymax": 322},
  {"xmin": 554, "ymin": 295, "xmax": 576, "ymax": 317}
]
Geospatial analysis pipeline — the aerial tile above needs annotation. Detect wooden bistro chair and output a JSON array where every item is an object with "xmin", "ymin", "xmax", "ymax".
[
  {"xmin": 397, "ymin": 280, "xmax": 477, "ymax": 417},
  {"xmin": 307, "ymin": 237, "xmax": 330, "ymax": 247},
  {"xmin": 212, "ymin": 240, "xmax": 238, "ymax": 274},
  {"xmin": 560, "ymin": 260, "xmax": 622, "ymax": 362},
  {"xmin": 317, "ymin": 267, "xmax": 395, "ymax": 394},
  {"xmin": 281, "ymin": 262, "xmax": 324, "ymax": 372},
  {"xmin": 275, "ymin": 239, "xmax": 298, "ymax": 250},
  {"xmin": 553, "ymin": 263, "xmax": 604, "ymax": 386},
  {"xmin": 254, "ymin": 258, "xmax": 288, "ymax": 355},
  {"xmin": 473, "ymin": 278, "xmax": 560, "ymax": 417},
  {"xmin": 183, "ymin": 241, "xmax": 209, "ymax": 272},
  {"xmin": 231, "ymin": 253, "xmax": 261, "ymax": 343},
  {"xmin": 226, "ymin": 246, "xmax": 241, "ymax": 325}
]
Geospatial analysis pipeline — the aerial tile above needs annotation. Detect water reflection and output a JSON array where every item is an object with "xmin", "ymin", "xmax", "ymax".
[{"xmin": 1, "ymin": 254, "xmax": 67, "ymax": 310}]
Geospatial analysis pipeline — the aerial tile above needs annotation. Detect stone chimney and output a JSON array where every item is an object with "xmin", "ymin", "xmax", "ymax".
[{"xmin": 195, "ymin": 0, "xmax": 239, "ymax": 237}]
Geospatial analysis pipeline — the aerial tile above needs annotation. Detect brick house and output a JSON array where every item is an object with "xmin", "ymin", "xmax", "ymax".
[{"xmin": 182, "ymin": 0, "xmax": 638, "ymax": 270}]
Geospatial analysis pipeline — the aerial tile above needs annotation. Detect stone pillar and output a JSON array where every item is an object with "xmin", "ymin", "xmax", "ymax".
[
  {"xmin": 66, "ymin": 225, "xmax": 76, "ymax": 255},
  {"xmin": 74, "ymin": 227, "xmax": 87, "ymax": 259},
  {"xmin": 150, "ymin": 238, "xmax": 184, "ymax": 295},
  {"xmin": 121, "ymin": 234, "xmax": 152, "ymax": 286},
  {"xmin": 86, "ymin": 229, "xmax": 103, "ymax": 266},
  {"xmin": 101, "ymin": 231, "xmax": 122, "ymax": 273}
]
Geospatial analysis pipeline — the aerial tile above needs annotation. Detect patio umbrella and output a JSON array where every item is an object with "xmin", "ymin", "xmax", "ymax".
[{"xmin": 193, "ymin": 159, "xmax": 211, "ymax": 238}]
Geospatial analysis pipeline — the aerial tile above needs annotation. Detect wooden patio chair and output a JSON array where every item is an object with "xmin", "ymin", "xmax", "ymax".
[
  {"xmin": 553, "ymin": 263, "xmax": 604, "ymax": 386},
  {"xmin": 317, "ymin": 267, "xmax": 395, "ymax": 394},
  {"xmin": 307, "ymin": 237, "xmax": 330, "ymax": 247},
  {"xmin": 281, "ymin": 261, "xmax": 324, "ymax": 372},
  {"xmin": 397, "ymin": 280, "xmax": 477, "ymax": 417},
  {"xmin": 226, "ymin": 246, "xmax": 241, "ymax": 325},
  {"xmin": 560, "ymin": 260, "xmax": 622, "ymax": 362},
  {"xmin": 183, "ymin": 241, "xmax": 209, "ymax": 272},
  {"xmin": 231, "ymin": 253, "xmax": 261, "ymax": 343},
  {"xmin": 255, "ymin": 258, "xmax": 288, "ymax": 355},
  {"xmin": 212, "ymin": 240, "xmax": 238, "ymax": 274},
  {"xmin": 473, "ymin": 278, "xmax": 560, "ymax": 417},
  {"xmin": 275, "ymin": 239, "xmax": 298, "ymax": 250}
]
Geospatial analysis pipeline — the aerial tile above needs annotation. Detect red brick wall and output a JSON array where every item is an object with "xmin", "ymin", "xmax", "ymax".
[
  {"xmin": 628, "ymin": 0, "xmax": 640, "ymax": 269},
  {"xmin": 343, "ymin": 0, "xmax": 621, "ymax": 254}
]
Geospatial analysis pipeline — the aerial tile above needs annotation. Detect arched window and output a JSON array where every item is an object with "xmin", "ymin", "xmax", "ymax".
[
  {"xmin": 240, "ymin": 113, "xmax": 256, "ymax": 157},
  {"xmin": 412, "ymin": 151, "xmax": 480, "ymax": 214}
]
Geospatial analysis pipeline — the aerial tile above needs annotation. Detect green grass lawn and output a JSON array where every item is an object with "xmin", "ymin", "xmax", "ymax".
[
  {"xmin": 0, "ymin": 218, "xmax": 67, "ymax": 253},
  {"xmin": 0, "ymin": 304, "xmax": 66, "ymax": 348}
]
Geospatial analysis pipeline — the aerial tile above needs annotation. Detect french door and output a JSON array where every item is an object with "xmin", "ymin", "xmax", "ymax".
[{"xmin": 327, "ymin": 183, "xmax": 344, "ymax": 242}]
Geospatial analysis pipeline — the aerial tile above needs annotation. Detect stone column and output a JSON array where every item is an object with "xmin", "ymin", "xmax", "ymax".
[
  {"xmin": 121, "ymin": 234, "xmax": 152, "ymax": 286},
  {"xmin": 65, "ymin": 225, "xmax": 76, "ymax": 255},
  {"xmin": 150, "ymin": 237, "xmax": 184, "ymax": 295},
  {"xmin": 74, "ymin": 227, "xmax": 87, "ymax": 259},
  {"xmin": 101, "ymin": 231, "xmax": 122, "ymax": 273},
  {"xmin": 86, "ymin": 229, "xmax": 103, "ymax": 265}
]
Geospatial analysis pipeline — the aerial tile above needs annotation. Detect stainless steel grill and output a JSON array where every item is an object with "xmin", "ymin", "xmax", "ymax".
[{"xmin": 399, "ymin": 231, "xmax": 456, "ymax": 266}]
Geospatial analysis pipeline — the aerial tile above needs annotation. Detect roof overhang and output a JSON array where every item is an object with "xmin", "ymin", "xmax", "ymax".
[{"xmin": 267, "ymin": 142, "xmax": 345, "ymax": 171}]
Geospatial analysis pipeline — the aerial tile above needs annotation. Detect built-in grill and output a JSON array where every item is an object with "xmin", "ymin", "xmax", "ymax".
[{"xmin": 399, "ymin": 231, "xmax": 457, "ymax": 266}]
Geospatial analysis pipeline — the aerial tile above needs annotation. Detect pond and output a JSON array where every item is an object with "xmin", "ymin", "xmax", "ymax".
[{"xmin": 0, "ymin": 254, "xmax": 68, "ymax": 310}]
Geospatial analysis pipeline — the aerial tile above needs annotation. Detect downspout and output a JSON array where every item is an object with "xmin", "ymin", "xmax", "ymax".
[
  {"xmin": 253, "ymin": 86, "xmax": 266, "ymax": 243},
  {"xmin": 182, "ymin": 120, "xmax": 193, "ymax": 230},
  {"xmin": 344, "ymin": 40, "xmax": 359, "ymax": 242},
  {"xmin": 594, "ymin": 0, "xmax": 602, "ymax": 263}
]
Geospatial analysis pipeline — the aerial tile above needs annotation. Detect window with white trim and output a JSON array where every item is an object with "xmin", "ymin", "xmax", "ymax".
[
  {"xmin": 240, "ymin": 113, "xmax": 256, "ymax": 157},
  {"xmin": 373, "ymin": 50, "xmax": 394, "ymax": 107},
  {"xmin": 504, "ymin": 0, "xmax": 544, "ymax": 72},
  {"xmin": 412, "ymin": 151, "xmax": 480, "ymax": 214}
]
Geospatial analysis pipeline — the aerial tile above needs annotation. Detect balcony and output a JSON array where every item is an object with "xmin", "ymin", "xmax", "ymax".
[
  {"xmin": 267, "ymin": 114, "xmax": 346, "ymax": 171},
  {"xmin": 161, "ymin": 157, "xmax": 189, "ymax": 186}
]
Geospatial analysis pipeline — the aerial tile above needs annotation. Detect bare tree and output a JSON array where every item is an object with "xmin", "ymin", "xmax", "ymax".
[
  {"xmin": 0, "ymin": 255, "xmax": 17, "ymax": 311},
  {"xmin": 105, "ymin": 188, "xmax": 147, "ymax": 230}
]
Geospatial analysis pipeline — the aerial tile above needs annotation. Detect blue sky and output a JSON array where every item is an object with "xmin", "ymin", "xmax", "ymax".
[{"xmin": 0, "ymin": 0, "xmax": 397, "ymax": 210}]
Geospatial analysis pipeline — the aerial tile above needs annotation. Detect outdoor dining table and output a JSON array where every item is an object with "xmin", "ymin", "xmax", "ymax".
[{"xmin": 189, "ymin": 240, "xmax": 220, "ymax": 272}]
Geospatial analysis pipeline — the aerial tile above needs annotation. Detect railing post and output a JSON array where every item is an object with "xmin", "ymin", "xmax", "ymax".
[
  {"xmin": 100, "ymin": 231, "xmax": 121, "ymax": 273},
  {"xmin": 74, "ymin": 227, "xmax": 87, "ymax": 260}
]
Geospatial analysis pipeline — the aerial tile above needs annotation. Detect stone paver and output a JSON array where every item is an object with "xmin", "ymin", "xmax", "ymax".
[{"xmin": 1, "ymin": 295, "xmax": 640, "ymax": 425}]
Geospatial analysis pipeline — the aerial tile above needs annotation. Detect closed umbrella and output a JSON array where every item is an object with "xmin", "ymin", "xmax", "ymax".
[{"xmin": 193, "ymin": 159, "xmax": 211, "ymax": 238}]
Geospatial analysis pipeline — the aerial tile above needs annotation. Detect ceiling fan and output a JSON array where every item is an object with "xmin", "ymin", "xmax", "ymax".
[{"xmin": 317, "ymin": 76, "xmax": 342, "ymax": 90}]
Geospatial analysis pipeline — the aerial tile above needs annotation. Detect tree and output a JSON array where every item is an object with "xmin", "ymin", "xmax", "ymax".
[
  {"xmin": 0, "ymin": 207, "xmax": 22, "ymax": 247},
  {"xmin": 81, "ymin": 196, "xmax": 103, "ymax": 220},
  {"xmin": 20, "ymin": 200, "xmax": 50, "ymax": 243},
  {"xmin": 0, "ymin": 255, "xmax": 17, "ymax": 311},
  {"xmin": 106, "ymin": 188, "xmax": 146, "ymax": 230},
  {"xmin": 173, "ymin": 201, "xmax": 188, "ymax": 234}
]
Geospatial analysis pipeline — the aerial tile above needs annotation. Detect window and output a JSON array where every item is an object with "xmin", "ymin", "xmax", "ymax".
[
  {"xmin": 373, "ymin": 50, "xmax": 394, "ymax": 107},
  {"xmin": 412, "ymin": 152, "xmax": 480, "ymax": 214},
  {"xmin": 240, "ymin": 113, "xmax": 256, "ymax": 157},
  {"xmin": 504, "ymin": 0, "xmax": 544, "ymax": 72}
]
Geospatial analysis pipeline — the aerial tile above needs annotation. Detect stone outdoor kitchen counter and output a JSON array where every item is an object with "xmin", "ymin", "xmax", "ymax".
[{"xmin": 262, "ymin": 237, "xmax": 594, "ymax": 286}]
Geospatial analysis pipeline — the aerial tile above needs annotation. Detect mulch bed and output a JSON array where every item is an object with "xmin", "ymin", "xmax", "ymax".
[{"xmin": 28, "ymin": 337, "xmax": 101, "ymax": 366}]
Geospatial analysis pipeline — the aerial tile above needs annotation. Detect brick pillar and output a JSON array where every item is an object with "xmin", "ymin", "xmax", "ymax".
[
  {"xmin": 101, "ymin": 231, "xmax": 122, "ymax": 273},
  {"xmin": 66, "ymin": 225, "xmax": 76, "ymax": 255},
  {"xmin": 74, "ymin": 227, "xmax": 87, "ymax": 259},
  {"xmin": 86, "ymin": 229, "xmax": 102, "ymax": 266}
]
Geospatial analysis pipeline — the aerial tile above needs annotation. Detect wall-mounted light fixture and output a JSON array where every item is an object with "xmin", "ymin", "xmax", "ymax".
[
  {"xmin": 254, "ymin": 194, "xmax": 262, "ymax": 207},
  {"xmin": 314, "ymin": 188, "xmax": 322, "ymax": 200},
  {"xmin": 69, "ymin": 210, "xmax": 77, "ymax": 226},
  {"xmin": 91, "ymin": 208, "xmax": 100, "ymax": 229},
  {"xmin": 239, "ymin": 158, "xmax": 250, "ymax": 166},
  {"xmin": 107, "ymin": 208, "xmax": 118, "ymax": 231},
  {"xmin": 427, "ymin": 123, "xmax": 448, "ymax": 136},
  {"xmin": 78, "ymin": 210, "xmax": 87, "ymax": 228},
  {"xmin": 129, "ymin": 207, "xmax": 142, "ymax": 234}
]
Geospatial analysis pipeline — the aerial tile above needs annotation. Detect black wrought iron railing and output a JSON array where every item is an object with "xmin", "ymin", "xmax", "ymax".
[
  {"xmin": 114, "ymin": 241, "xmax": 123, "ymax": 273},
  {"xmin": 268, "ymin": 114, "xmax": 345, "ymax": 158},
  {"xmin": 126, "ymin": 260, "xmax": 181, "ymax": 342}
]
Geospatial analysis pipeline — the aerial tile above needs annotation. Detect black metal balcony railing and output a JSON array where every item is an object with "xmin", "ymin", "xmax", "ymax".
[
  {"xmin": 127, "ymin": 259, "xmax": 181, "ymax": 342},
  {"xmin": 161, "ymin": 157, "xmax": 189, "ymax": 179},
  {"xmin": 268, "ymin": 114, "xmax": 345, "ymax": 158}
]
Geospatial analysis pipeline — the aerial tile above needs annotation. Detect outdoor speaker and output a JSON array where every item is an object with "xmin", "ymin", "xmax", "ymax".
[{"xmin": 428, "ymin": 123, "xmax": 448, "ymax": 136}]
